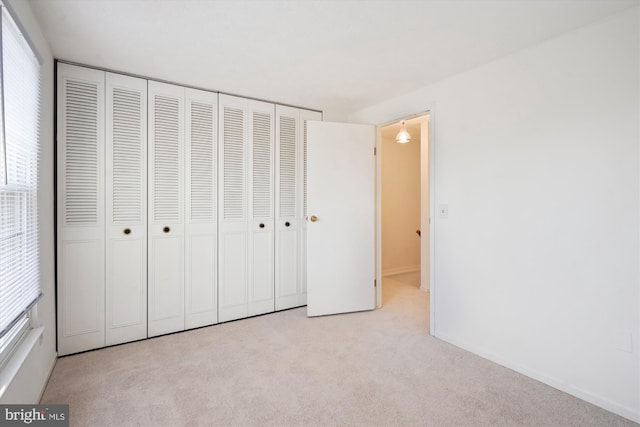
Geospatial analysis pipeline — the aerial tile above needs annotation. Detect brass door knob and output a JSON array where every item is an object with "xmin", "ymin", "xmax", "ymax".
[{"xmin": 310, "ymin": 215, "xmax": 318, "ymax": 222}]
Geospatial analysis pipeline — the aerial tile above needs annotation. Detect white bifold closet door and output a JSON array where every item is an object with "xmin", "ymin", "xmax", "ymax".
[
  {"xmin": 218, "ymin": 94, "xmax": 275, "ymax": 322},
  {"xmin": 105, "ymin": 72, "xmax": 148, "ymax": 346},
  {"xmin": 275, "ymin": 106, "xmax": 322, "ymax": 310},
  {"xmin": 57, "ymin": 64, "xmax": 106, "ymax": 356},
  {"xmin": 148, "ymin": 81, "xmax": 185, "ymax": 337},
  {"xmin": 185, "ymin": 88, "xmax": 218, "ymax": 329}
]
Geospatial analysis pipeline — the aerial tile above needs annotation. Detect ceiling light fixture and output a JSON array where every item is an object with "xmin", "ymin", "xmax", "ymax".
[{"xmin": 396, "ymin": 121, "xmax": 411, "ymax": 144}]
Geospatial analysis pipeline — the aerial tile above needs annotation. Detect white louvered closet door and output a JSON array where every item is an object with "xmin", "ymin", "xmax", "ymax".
[
  {"xmin": 218, "ymin": 95, "xmax": 249, "ymax": 322},
  {"xmin": 275, "ymin": 106, "xmax": 321, "ymax": 310},
  {"xmin": 218, "ymin": 95, "xmax": 276, "ymax": 322},
  {"xmin": 148, "ymin": 81, "xmax": 185, "ymax": 337},
  {"xmin": 275, "ymin": 106, "xmax": 298, "ymax": 310},
  {"xmin": 105, "ymin": 73, "xmax": 147, "ymax": 346},
  {"xmin": 248, "ymin": 101, "xmax": 275, "ymax": 316},
  {"xmin": 57, "ymin": 64, "xmax": 106, "ymax": 356},
  {"xmin": 299, "ymin": 110, "xmax": 322, "ymax": 305},
  {"xmin": 185, "ymin": 88, "xmax": 218, "ymax": 329}
]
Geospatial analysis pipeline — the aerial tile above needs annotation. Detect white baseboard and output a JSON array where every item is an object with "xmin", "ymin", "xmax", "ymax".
[
  {"xmin": 435, "ymin": 330, "xmax": 640, "ymax": 423},
  {"xmin": 382, "ymin": 264, "xmax": 420, "ymax": 277},
  {"xmin": 38, "ymin": 353, "xmax": 57, "ymax": 403}
]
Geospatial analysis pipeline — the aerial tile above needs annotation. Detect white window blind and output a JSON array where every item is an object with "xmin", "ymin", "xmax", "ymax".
[{"xmin": 0, "ymin": 5, "xmax": 42, "ymax": 341}]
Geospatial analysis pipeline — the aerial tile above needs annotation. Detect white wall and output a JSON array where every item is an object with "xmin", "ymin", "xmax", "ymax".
[
  {"xmin": 381, "ymin": 124, "xmax": 421, "ymax": 276},
  {"xmin": 0, "ymin": 0, "xmax": 56, "ymax": 404},
  {"xmin": 352, "ymin": 7, "xmax": 640, "ymax": 422}
]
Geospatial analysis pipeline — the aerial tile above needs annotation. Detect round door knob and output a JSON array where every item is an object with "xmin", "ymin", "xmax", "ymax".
[
  {"xmin": 259, "ymin": 223, "xmax": 265, "ymax": 228},
  {"xmin": 310, "ymin": 215, "xmax": 318, "ymax": 222},
  {"xmin": 284, "ymin": 221, "xmax": 290, "ymax": 227},
  {"xmin": 163, "ymin": 226, "xmax": 170, "ymax": 233},
  {"xmin": 123, "ymin": 228, "xmax": 131, "ymax": 235}
]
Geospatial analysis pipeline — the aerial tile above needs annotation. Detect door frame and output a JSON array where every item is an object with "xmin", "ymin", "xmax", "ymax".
[{"xmin": 375, "ymin": 108, "xmax": 436, "ymax": 336}]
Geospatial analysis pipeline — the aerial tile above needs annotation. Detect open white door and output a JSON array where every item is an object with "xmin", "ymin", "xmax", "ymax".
[{"xmin": 306, "ymin": 121, "xmax": 375, "ymax": 316}]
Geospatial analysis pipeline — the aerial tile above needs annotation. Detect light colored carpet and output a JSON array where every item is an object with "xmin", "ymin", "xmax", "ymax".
[
  {"xmin": 41, "ymin": 278, "xmax": 636, "ymax": 427},
  {"xmin": 385, "ymin": 271, "xmax": 421, "ymax": 288}
]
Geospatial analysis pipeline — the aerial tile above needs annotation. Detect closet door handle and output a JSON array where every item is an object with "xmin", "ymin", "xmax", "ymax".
[
  {"xmin": 259, "ymin": 223, "xmax": 265, "ymax": 229},
  {"xmin": 163, "ymin": 226, "xmax": 170, "ymax": 233},
  {"xmin": 284, "ymin": 221, "xmax": 290, "ymax": 227},
  {"xmin": 123, "ymin": 228, "xmax": 131, "ymax": 235}
]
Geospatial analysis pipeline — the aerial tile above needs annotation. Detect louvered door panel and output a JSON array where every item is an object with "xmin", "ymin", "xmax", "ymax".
[
  {"xmin": 153, "ymin": 97, "xmax": 181, "ymax": 222},
  {"xmin": 279, "ymin": 116, "xmax": 297, "ymax": 219},
  {"xmin": 148, "ymin": 81, "xmax": 185, "ymax": 337},
  {"xmin": 248, "ymin": 103, "xmax": 274, "ymax": 316},
  {"xmin": 105, "ymin": 73, "xmax": 147, "ymax": 346},
  {"xmin": 218, "ymin": 95, "xmax": 248, "ymax": 322},
  {"xmin": 275, "ymin": 106, "xmax": 322, "ymax": 310},
  {"xmin": 252, "ymin": 112, "xmax": 273, "ymax": 219},
  {"xmin": 56, "ymin": 64, "xmax": 106, "ymax": 355},
  {"xmin": 275, "ymin": 106, "xmax": 300, "ymax": 310},
  {"xmin": 223, "ymin": 106, "xmax": 245, "ymax": 221},
  {"xmin": 185, "ymin": 88, "xmax": 218, "ymax": 329},
  {"xmin": 63, "ymin": 82, "xmax": 100, "ymax": 225}
]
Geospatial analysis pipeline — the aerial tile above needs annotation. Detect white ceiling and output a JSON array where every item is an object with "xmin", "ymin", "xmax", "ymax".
[{"xmin": 28, "ymin": 0, "xmax": 637, "ymax": 115}]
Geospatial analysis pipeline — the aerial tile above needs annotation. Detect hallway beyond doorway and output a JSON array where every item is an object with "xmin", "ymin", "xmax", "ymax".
[{"xmin": 385, "ymin": 271, "xmax": 421, "ymax": 288}]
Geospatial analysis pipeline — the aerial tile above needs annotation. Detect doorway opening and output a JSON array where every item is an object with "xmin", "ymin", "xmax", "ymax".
[{"xmin": 377, "ymin": 113, "xmax": 431, "ymax": 329}]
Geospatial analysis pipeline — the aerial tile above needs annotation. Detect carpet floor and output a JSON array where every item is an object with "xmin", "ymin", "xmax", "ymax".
[{"xmin": 41, "ymin": 277, "xmax": 637, "ymax": 426}]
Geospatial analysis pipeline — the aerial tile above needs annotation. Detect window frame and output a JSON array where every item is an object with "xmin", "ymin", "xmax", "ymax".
[{"xmin": 0, "ymin": 1, "xmax": 43, "ymax": 368}]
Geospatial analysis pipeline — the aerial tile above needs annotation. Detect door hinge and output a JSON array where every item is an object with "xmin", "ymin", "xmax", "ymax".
[
  {"xmin": 374, "ymin": 279, "xmax": 377, "ymax": 287},
  {"xmin": 374, "ymin": 147, "xmax": 377, "ymax": 156}
]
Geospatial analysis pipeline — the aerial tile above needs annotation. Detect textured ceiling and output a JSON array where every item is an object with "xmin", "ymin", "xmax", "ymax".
[{"xmin": 28, "ymin": 0, "xmax": 637, "ymax": 115}]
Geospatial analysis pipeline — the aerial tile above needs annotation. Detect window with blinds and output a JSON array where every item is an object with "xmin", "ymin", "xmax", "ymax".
[{"xmin": 0, "ymin": 4, "xmax": 42, "ymax": 363}]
